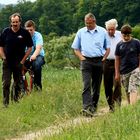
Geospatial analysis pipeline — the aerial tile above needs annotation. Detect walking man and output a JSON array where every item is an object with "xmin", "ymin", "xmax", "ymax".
[
  {"xmin": 71, "ymin": 13, "xmax": 110, "ymax": 116},
  {"xmin": 115, "ymin": 24, "xmax": 140, "ymax": 105},
  {"xmin": 103, "ymin": 19, "xmax": 122, "ymax": 112},
  {"xmin": 0, "ymin": 13, "xmax": 33, "ymax": 107}
]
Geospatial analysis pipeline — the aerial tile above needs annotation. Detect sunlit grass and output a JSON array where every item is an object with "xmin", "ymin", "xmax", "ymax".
[
  {"xmin": 0, "ymin": 66, "xmax": 132, "ymax": 139},
  {"xmin": 0, "ymin": 67, "xmax": 84, "ymax": 139},
  {"xmin": 44, "ymin": 101, "xmax": 140, "ymax": 140}
]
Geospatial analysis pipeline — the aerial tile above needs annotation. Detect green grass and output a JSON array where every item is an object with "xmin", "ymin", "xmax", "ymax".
[
  {"xmin": 0, "ymin": 67, "xmax": 134, "ymax": 139},
  {"xmin": 0, "ymin": 67, "xmax": 104, "ymax": 139},
  {"xmin": 43, "ymin": 101, "xmax": 140, "ymax": 140}
]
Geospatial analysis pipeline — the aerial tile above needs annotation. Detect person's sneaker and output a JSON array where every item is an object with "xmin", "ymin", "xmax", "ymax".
[
  {"xmin": 80, "ymin": 108, "xmax": 94, "ymax": 117},
  {"xmin": 89, "ymin": 107, "xmax": 97, "ymax": 114},
  {"xmin": 3, "ymin": 103, "xmax": 8, "ymax": 108},
  {"xmin": 109, "ymin": 108, "xmax": 114, "ymax": 113}
]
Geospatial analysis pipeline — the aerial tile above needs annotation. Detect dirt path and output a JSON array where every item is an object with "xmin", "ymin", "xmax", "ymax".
[{"xmin": 7, "ymin": 99, "xmax": 134, "ymax": 140}]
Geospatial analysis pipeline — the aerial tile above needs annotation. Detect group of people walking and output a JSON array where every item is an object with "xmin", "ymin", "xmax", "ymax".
[
  {"xmin": 71, "ymin": 13, "xmax": 140, "ymax": 117},
  {"xmin": 0, "ymin": 12, "xmax": 139, "ymax": 115},
  {"xmin": 0, "ymin": 13, "xmax": 45, "ymax": 107}
]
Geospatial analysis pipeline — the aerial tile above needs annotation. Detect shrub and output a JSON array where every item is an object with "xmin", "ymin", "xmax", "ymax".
[
  {"xmin": 44, "ymin": 34, "xmax": 79, "ymax": 69},
  {"xmin": 132, "ymin": 24, "xmax": 140, "ymax": 39}
]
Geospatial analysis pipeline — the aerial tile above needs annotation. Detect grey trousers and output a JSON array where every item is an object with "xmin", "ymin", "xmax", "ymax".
[{"xmin": 81, "ymin": 57, "xmax": 103, "ymax": 110}]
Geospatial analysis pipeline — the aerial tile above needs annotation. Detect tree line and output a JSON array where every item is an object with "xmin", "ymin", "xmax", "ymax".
[
  {"xmin": 0, "ymin": 0, "xmax": 140, "ymax": 36},
  {"xmin": 1, "ymin": 0, "xmax": 140, "ymax": 68}
]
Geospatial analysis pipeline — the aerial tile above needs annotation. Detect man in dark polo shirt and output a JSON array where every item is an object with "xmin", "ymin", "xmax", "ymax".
[{"xmin": 0, "ymin": 13, "xmax": 33, "ymax": 107}]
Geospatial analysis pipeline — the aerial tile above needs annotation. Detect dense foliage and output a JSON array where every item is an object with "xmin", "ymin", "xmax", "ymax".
[
  {"xmin": 0, "ymin": 0, "xmax": 140, "ymax": 35},
  {"xmin": 45, "ymin": 33, "xmax": 79, "ymax": 68},
  {"xmin": 1, "ymin": 0, "xmax": 140, "ymax": 68}
]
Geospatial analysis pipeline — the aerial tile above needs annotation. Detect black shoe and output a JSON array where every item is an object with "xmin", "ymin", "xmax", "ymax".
[
  {"xmin": 89, "ymin": 107, "xmax": 97, "ymax": 114},
  {"xmin": 109, "ymin": 108, "xmax": 114, "ymax": 113},
  {"xmin": 3, "ymin": 103, "xmax": 8, "ymax": 108},
  {"xmin": 3, "ymin": 100, "xmax": 9, "ymax": 108},
  {"xmin": 80, "ymin": 109, "xmax": 94, "ymax": 117}
]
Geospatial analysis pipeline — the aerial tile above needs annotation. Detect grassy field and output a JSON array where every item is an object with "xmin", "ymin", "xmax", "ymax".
[
  {"xmin": 0, "ymin": 67, "xmax": 139, "ymax": 139},
  {"xmin": 44, "ymin": 101, "xmax": 140, "ymax": 140}
]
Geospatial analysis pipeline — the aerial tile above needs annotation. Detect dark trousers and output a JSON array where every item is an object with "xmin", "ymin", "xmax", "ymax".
[
  {"xmin": 81, "ymin": 57, "xmax": 103, "ymax": 110},
  {"xmin": 32, "ymin": 55, "xmax": 45, "ymax": 90},
  {"xmin": 2, "ymin": 60, "xmax": 22, "ymax": 105},
  {"xmin": 103, "ymin": 60, "xmax": 122, "ymax": 110}
]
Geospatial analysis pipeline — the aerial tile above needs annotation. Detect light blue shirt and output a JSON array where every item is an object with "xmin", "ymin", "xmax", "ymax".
[
  {"xmin": 71, "ymin": 26, "xmax": 110, "ymax": 57},
  {"xmin": 31, "ymin": 31, "xmax": 45, "ymax": 57}
]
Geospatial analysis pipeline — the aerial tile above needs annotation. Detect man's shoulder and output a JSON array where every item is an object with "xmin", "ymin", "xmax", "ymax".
[
  {"xmin": 114, "ymin": 30, "xmax": 122, "ymax": 39},
  {"xmin": 20, "ymin": 27, "xmax": 28, "ymax": 32},
  {"xmin": 96, "ymin": 26, "xmax": 107, "ymax": 35},
  {"xmin": 77, "ymin": 27, "xmax": 87, "ymax": 32},
  {"xmin": 115, "ymin": 30, "xmax": 121, "ymax": 34},
  {"xmin": 132, "ymin": 38, "xmax": 140, "ymax": 42},
  {"xmin": 96, "ymin": 25, "xmax": 106, "ymax": 31},
  {"xmin": 117, "ymin": 40, "xmax": 123, "ymax": 46},
  {"xmin": 131, "ymin": 38, "xmax": 140, "ymax": 46},
  {"xmin": 20, "ymin": 27, "xmax": 31, "ymax": 36},
  {"xmin": 2, "ymin": 27, "xmax": 10, "ymax": 33},
  {"xmin": 33, "ymin": 31, "xmax": 43, "ymax": 41},
  {"xmin": 34, "ymin": 31, "xmax": 42, "ymax": 37}
]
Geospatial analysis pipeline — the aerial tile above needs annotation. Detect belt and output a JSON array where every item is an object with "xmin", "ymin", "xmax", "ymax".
[
  {"xmin": 84, "ymin": 56, "xmax": 103, "ymax": 60},
  {"xmin": 106, "ymin": 59, "xmax": 115, "ymax": 62}
]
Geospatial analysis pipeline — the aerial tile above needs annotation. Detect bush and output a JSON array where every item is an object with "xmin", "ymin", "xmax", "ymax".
[
  {"xmin": 132, "ymin": 24, "xmax": 140, "ymax": 39},
  {"xmin": 44, "ymin": 34, "xmax": 79, "ymax": 69}
]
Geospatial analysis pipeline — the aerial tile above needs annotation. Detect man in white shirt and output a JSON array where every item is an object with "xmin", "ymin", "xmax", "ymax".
[{"xmin": 103, "ymin": 19, "xmax": 122, "ymax": 112}]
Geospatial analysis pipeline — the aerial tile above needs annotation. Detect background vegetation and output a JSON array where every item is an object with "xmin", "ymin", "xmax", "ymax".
[
  {"xmin": 0, "ymin": 68, "xmax": 139, "ymax": 139},
  {"xmin": 0, "ymin": 0, "xmax": 140, "ymax": 35},
  {"xmin": 1, "ymin": 0, "xmax": 140, "ymax": 68},
  {"xmin": 0, "ymin": 1, "xmax": 140, "ymax": 139}
]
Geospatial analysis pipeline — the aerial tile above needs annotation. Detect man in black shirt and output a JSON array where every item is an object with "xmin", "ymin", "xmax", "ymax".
[
  {"xmin": 0, "ymin": 13, "xmax": 33, "ymax": 107},
  {"xmin": 115, "ymin": 24, "xmax": 140, "ymax": 105}
]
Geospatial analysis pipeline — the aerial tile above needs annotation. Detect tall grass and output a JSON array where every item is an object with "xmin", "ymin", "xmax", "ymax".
[
  {"xmin": 0, "ymin": 67, "xmax": 104, "ymax": 139},
  {"xmin": 0, "ymin": 67, "xmax": 128, "ymax": 139},
  {"xmin": 44, "ymin": 101, "xmax": 140, "ymax": 140}
]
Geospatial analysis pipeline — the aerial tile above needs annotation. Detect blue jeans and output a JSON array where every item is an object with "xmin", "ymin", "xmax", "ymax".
[{"xmin": 32, "ymin": 55, "xmax": 45, "ymax": 90}]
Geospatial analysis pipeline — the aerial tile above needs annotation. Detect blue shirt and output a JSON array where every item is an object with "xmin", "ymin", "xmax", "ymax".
[
  {"xmin": 31, "ymin": 31, "xmax": 45, "ymax": 57},
  {"xmin": 71, "ymin": 26, "xmax": 110, "ymax": 57}
]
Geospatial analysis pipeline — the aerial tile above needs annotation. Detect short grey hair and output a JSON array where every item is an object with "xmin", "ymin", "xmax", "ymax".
[
  {"xmin": 85, "ymin": 13, "xmax": 96, "ymax": 20},
  {"xmin": 9, "ymin": 13, "xmax": 22, "ymax": 22},
  {"xmin": 105, "ymin": 19, "xmax": 118, "ymax": 29}
]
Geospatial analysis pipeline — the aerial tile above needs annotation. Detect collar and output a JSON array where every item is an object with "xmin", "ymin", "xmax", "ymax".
[{"xmin": 85, "ymin": 26, "xmax": 98, "ymax": 33}]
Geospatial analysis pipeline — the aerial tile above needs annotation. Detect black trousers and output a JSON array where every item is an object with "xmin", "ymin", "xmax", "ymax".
[
  {"xmin": 103, "ymin": 60, "xmax": 122, "ymax": 110},
  {"xmin": 81, "ymin": 57, "xmax": 103, "ymax": 110},
  {"xmin": 2, "ymin": 60, "xmax": 22, "ymax": 105}
]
